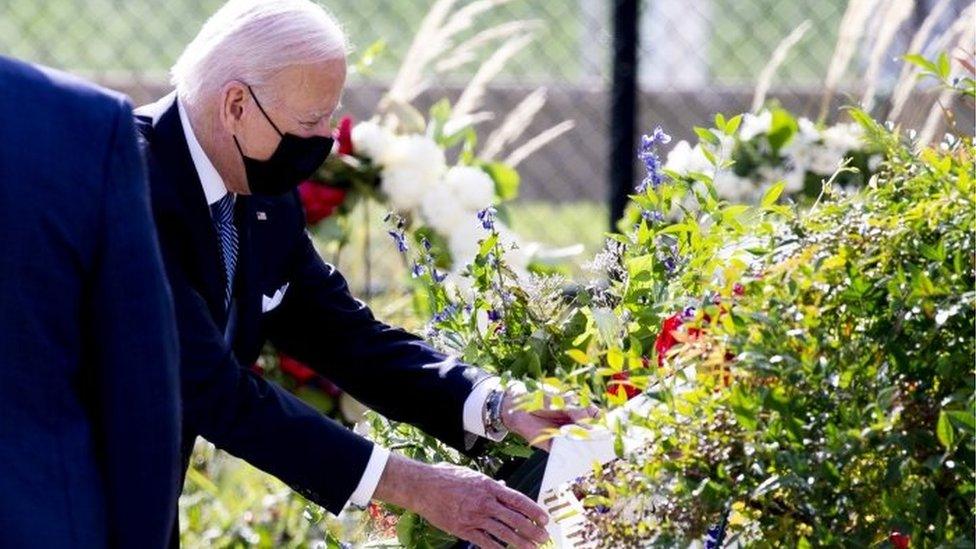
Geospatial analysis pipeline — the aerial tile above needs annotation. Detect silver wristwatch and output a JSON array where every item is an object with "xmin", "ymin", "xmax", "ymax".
[{"xmin": 483, "ymin": 388, "xmax": 506, "ymax": 438}]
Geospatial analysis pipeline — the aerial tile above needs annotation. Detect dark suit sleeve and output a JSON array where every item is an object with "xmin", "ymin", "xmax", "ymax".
[
  {"xmin": 89, "ymin": 100, "xmax": 181, "ymax": 549},
  {"xmin": 160, "ymin": 243, "xmax": 374, "ymax": 514},
  {"xmin": 266, "ymin": 231, "xmax": 490, "ymax": 452}
]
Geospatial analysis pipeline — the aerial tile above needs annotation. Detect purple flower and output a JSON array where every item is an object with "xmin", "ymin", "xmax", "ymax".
[
  {"xmin": 641, "ymin": 209, "xmax": 664, "ymax": 224},
  {"xmin": 387, "ymin": 230, "xmax": 408, "ymax": 253},
  {"xmin": 636, "ymin": 126, "xmax": 672, "ymax": 192},
  {"xmin": 432, "ymin": 269, "xmax": 448, "ymax": 283},
  {"xmin": 487, "ymin": 309, "xmax": 501, "ymax": 322},
  {"xmin": 421, "ymin": 237, "xmax": 432, "ymax": 251},
  {"xmin": 411, "ymin": 262, "xmax": 425, "ymax": 278},
  {"xmin": 477, "ymin": 206, "xmax": 497, "ymax": 231},
  {"xmin": 432, "ymin": 304, "xmax": 458, "ymax": 324}
]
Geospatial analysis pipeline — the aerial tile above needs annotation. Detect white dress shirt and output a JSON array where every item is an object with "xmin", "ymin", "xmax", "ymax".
[{"xmin": 176, "ymin": 98, "xmax": 505, "ymax": 508}]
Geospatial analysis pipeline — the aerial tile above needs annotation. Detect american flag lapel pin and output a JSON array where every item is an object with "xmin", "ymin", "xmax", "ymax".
[{"xmin": 256, "ymin": 211, "xmax": 268, "ymax": 221}]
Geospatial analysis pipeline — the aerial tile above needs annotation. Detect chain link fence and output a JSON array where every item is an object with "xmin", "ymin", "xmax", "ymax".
[{"xmin": 1, "ymin": 0, "xmax": 970, "ymax": 283}]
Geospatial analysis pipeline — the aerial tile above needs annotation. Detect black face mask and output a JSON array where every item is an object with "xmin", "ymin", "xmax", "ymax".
[{"xmin": 233, "ymin": 86, "xmax": 333, "ymax": 196}]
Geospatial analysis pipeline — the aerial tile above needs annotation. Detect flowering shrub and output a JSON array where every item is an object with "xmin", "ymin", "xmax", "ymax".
[{"xmin": 566, "ymin": 111, "xmax": 975, "ymax": 546}]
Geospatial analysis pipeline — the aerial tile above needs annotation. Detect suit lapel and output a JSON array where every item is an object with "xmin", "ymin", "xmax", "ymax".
[{"xmin": 151, "ymin": 96, "xmax": 228, "ymax": 325}]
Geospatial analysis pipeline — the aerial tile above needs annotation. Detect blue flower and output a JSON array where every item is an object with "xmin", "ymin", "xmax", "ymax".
[
  {"xmin": 421, "ymin": 237, "xmax": 433, "ymax": 251},
  {"xmin": 411, "ymin": 262, "xmax": 425, "ymax": 278},
  {"xmin": 432, "ymin": 304, "xmax": 458, "ymax": 324},
  {"xmin": 641, "ymin": 209, "xmax": 664, "ymax": 224},
  {"xmin": 477, "ymin": 206, "xmax": 497, "ymax": 231},
  {"xmin": 487, "ymin": 309, "xmax": 501, "ymax": 322},
  {"xmin": 432, "ymin": 269, "xmax": 448, "ymax": 283},
  {"xmin": 637, "ymin": 126, "xmax": 672, "ymax": 192},
  {"xmin": 387, "ymin": 230, "xmax": 408, "ymax": 253}
]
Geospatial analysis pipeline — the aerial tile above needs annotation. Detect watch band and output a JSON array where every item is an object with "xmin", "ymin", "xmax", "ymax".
[{"xmin": 483, "ymin": 388, "xmax": 507, "ymax": 437}]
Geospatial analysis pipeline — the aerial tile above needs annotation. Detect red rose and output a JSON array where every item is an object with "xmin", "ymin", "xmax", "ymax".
[
  {"xmin": 299, "ymin": 181, "xmax": 347, "ymax": 225},
  {"xmin": 607, "ymin": 371, "xmax": 641, "ymax": 400},
  {"xmin": 278, "ymin": 353, "xmax": 317, "ymax": 385},
  {"xmin": 889, "ymin": 531, "xmax": 910, "ymax": 549},
  {"xmin": 335, "ymin": 115, "xmax": 354, "ymax": 155}
]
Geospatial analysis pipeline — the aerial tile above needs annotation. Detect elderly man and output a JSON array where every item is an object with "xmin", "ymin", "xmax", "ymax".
[{"xmin": 135, "ymin": 1, "xmax": 589, "ymax": 546}]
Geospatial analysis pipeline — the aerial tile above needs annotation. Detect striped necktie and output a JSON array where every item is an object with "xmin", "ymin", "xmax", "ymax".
[{"xmin": 210, "ymin": 194, "xmax": 238, "ymax": 310}]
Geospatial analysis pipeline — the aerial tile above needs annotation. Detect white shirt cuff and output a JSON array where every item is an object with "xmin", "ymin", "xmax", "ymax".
[
  {"xmin": 347, "ymin": 445, "xmax": 390, "ymax": 508},
  {"xmin": 462, "ymin": 376, "xmax": 507, "ymax": 442}
]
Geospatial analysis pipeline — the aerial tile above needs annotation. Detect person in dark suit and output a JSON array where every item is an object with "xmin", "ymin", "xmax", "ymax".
[
  {"xmin": 0, "ymin": 56, "xmax": 181, "ymax": 548},
  {"xmin": 137, "ymin": 1, "xmax": 594, "ymax": 547}
]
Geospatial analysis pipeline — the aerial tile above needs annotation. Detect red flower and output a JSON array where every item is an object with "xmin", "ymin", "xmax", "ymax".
[
  {"xmin": 733, "ymin": 282, "xmax": 745, "ymax": 296},
  {"xmin": 278, "ymin": 353, "xmax": 317, "ymax": 385},
  {"xmin": 889, "ymin": 531, "xmax": 910, "ymax": 549},
  {"xmin": 654, "ymin": 313, "xmax": 703, "ymax": 366},
  {"xmin": 299, "ymin": 181, "xmax": 347, "ymax": 225},
  {"xmin": 607, "ymin": 371, "xmax": 641, "ymax": 400},
  {"xmin": 335, "ymin": 115, "xmax": 354, "ymax": 155}
]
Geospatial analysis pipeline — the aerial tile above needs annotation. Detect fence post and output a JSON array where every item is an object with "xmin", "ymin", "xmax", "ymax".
[{"xmin": 609, "ymin": 0, "xmax": 640, "ymax": 228}]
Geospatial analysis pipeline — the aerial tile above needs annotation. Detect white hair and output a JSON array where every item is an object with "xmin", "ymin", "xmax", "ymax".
[{"xmin": 171, "ymin": 0, "xmax": 348, "ymax": 106}]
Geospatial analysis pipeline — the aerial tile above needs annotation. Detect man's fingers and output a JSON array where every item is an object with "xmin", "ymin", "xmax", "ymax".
[
  {"xmin": 494, "ymin": 505, "xmax": 550, "ymax": 545},
  {"xmin": 481, "ymin": 518, "xmax": 538, "ymax": 549},
  {"xmin": 493, "ymin": 485, "xmax": 550, "ymax": 526},
  {"xmin": 468, "ymin": 530, "xmax": 506, "ymax": 549}
]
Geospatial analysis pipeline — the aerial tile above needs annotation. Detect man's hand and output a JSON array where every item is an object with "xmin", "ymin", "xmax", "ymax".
[
  {"xmin": 501, "ymin": 385, "xmax": 599, "ymax": 451},
  {"xmin": 374, "ymin": 454, "xmax": 550, "ymax": 548}
]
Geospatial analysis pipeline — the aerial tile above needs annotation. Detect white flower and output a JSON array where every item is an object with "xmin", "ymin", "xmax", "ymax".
[
  {"xmin": 383, "ymin": 134, "xmax": 446, "ymax": 174},
  {"xmin": 350, "ymin": 121, "xmax": 394, "ymax": 163},
  {"xmin": 665, "ymin": 140, "xmax": 713, "ymax": 175},
  {"xmin": 443, "ymin": 166, "xmax": 495, "ymax": 212},
  {"xmin": 420, "ymin": 183, "xmax": 467, "ymax": 234},
  {"xmin": 867, "ymin": 154, "xmax": 883, "ymax": 172},
  {"xmin": 380, "ymin": 135, "xmax": 446, "ymax": 211},
  {"xmin": 447, "ymin": 218, "xmax": 532, "ymax": 275},
  {"xmin": 712, "ymin": 170, "xmax": 754, "ymax": 202},
  {"xmin": 382, "ymin": 166, "xmax": 438, "ymax": 211},
  {"xmin": 806, "ymin": 146, "xmax": 847, "ymax": 176},
  {"xmin": 739, "ymin": 110, "xmax": 773, "ymax": 141},
  {"xmin": 822, "ymin": 123, "xmax": 863, "ymax": 153},
  {"xmin": 447, "ymin": 217, "xmax": 485, "ymax": 267}
]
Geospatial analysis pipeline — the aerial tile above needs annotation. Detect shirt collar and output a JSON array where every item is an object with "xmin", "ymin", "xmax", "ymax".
[{"xmin": 177, "ymin": 97, "xmax": 229, "ymax": 207}]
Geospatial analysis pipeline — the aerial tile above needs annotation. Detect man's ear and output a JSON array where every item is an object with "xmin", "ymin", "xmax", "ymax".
[{"xmin": 219, "ymin": 81, "xmax": 248, "ymax": 134}]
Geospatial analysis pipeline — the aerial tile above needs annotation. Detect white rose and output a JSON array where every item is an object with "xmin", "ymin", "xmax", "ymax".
[
  {"xmin": 379, "ymin": 135, "xmax": 447, "ymax": 211},
  {"xmin": 420, "ymin": 182, "xmax": 467, "ymax": 234},
  {"xmin": 381, "ymin": 166, "xmax": 437, "ymax": 211},
  {"xmin": 739, "ymin": 110, "xmax": 773, "ymax": 141},
  {"xmin": 383, "ymin": 134, "xmax": 446, "ymax": 175},
  {"xmin": 350, "ymin": 121, "xmax": 394, "ymax": 163},
  {"xmin": 443, "ymin": 166, "xmax": 495, "ymax": 212}
]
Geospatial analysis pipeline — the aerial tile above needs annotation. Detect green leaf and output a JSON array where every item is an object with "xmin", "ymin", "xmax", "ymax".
[
  {"xmin": 566, "ymin": 349, "xmax": 590, "ymax": 365},
  {"xmin": 903, "ymin": 53, "xmax": 937, "ymax": 74},
  {"xmin": 937, "ymin": 410, "xmax": 956, "ymax": 450},
  {"xmin": 761, "ymin": 181, "xmax": 785, "ymax": 207},
  {"xmin": 937, "ymin": 52, "xmax": 951, "ymax": 79},
  {"xmin": 694, "ymin": 127, "xmax": 720, "ymax": 146},
  {"xmin": 714, "ymin": 113, "xmax": 727, "ymax": 132},
  {"xmin": 397, "ymin": 511, "xmax": 418, "ymax": 545},
  {"xmin": 481, "ymin": 162, "xmax": 521, "ymax": 201},
  {"xmin": 725, "ymin": 114, "xmax": 743, "ymax": 135},
  {"xmin": 767, "ymin": 108, "xmax": 798, "ymax": 152},
  {"xmin": 478, "ymin": 234, "xmax": 499, "ymax": 257}
]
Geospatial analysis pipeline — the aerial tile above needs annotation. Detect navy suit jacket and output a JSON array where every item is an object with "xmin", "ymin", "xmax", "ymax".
[
  {"xmin": 133, "ymin": 95, "xmax": 489, "ymax": 516},
  {"xmin": 0, "ymin": 57, "xmax": 181, "ymax": 548}
]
